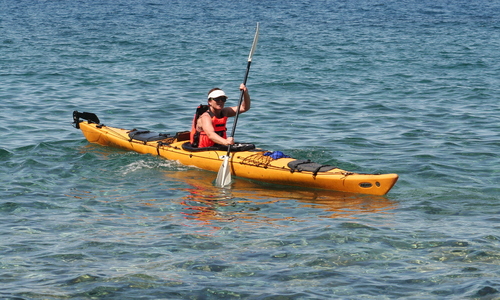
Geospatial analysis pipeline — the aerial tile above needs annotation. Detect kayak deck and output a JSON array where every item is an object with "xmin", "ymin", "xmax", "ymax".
[{"xmin": 73, "ymin": 112, "xmax": 398, "ymax": 195}]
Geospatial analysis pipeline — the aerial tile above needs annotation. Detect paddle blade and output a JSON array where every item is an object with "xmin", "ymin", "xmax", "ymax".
[
  {"xmin": 248, "ymin": 22, "xmax": 260, "ymax": 62},
  {"xmin": 215, "ymin": 156, "xmax": 232, "ymax": 188}
]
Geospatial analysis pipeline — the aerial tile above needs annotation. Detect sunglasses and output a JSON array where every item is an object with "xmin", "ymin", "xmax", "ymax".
[{"xmin": 211, "ymin": 97, "xmax": 227, "ymax": 103}]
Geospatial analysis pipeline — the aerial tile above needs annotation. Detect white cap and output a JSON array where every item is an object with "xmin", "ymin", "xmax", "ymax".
[{"xmin": 208, "ymin": 90, "xmax": 227, "ymax": 100}]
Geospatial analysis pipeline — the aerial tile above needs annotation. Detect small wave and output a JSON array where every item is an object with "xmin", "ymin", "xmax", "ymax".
[
  {"xmin": 119, "ymin": 158, "xmax": 186, "ymax": 175},
  {"xmin": 0, "ymin": 148, "xmax": 13, "ymax": 160}
]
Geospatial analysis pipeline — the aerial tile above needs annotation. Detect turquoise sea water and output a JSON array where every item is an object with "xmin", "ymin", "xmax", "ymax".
[{"xmin": 2, "ymin": 0, "xmax": 500, "ymax": 298}]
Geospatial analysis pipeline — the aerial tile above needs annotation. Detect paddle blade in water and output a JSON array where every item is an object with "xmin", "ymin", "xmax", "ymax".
[{"xmin": 215, "ymin": 156, "xmax": 232, "ymax": 187}]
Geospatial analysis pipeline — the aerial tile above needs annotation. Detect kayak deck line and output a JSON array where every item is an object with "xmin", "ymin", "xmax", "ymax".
[{"xmin": 73, "ymin": 111, "xmax": 398, "ymax": 195}]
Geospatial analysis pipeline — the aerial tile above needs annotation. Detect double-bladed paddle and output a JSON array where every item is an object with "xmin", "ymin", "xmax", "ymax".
[{"xmin": 215, "ymin": 23, "xmax": 260, "ymax": 188}]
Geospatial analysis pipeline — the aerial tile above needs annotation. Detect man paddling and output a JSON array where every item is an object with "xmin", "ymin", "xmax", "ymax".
[{"xmin": 190, "ymin": 84, "xmax": 251, "ymax": 148}]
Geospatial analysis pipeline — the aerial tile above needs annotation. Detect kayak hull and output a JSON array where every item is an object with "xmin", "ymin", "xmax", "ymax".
[{"xmin": 76, "ymin": 119, "xmax": 398, "ymax": 195}]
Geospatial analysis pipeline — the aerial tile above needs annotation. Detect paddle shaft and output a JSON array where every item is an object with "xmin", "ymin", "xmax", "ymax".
[
  {"xmin": 228, "ymin": 60, "xmax": 251, "ymax": 139},
  {"xmin": 225, "ymin": 23, "xmax": 259, "ymax": 155}
]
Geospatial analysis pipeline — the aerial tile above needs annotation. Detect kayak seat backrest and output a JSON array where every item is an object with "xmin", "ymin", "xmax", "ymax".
[
  {"xmin": 288, "ymin": 160, "xmax": 337, "ymax": 176},
  {"xmin": 182, "ymin": 142, "xmax": 256, "ymax": 152}
]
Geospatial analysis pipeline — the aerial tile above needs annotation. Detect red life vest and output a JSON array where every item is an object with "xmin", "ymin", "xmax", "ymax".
[{"xmin": 190, "ymin": 106, "xmax": 228, "ymax": 148}]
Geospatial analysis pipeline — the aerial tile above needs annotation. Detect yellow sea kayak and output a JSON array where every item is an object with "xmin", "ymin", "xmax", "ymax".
[{"xmin": 73, "ymin": 111, "xmax": 398, "ymax": 195}]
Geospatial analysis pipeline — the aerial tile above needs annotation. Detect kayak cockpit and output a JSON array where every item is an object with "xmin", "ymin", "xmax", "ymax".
[{"xmin": 181, "ymin": 142, "xmax": 256, "ymax": 152}]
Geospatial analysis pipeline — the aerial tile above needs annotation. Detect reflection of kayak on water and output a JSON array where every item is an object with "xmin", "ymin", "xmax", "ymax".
[
  {"xmin": 73, "ymin": 111, "xmax": 398, "ymax": 195},
  {"xmin": 172, "ymin": 169, "xmax": 398, "ymax": 223}
]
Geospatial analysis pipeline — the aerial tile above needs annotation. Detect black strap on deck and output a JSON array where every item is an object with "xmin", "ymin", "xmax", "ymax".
[
  {"xmin": 288, "ymin": 159, "xmax": 337, "ymax": 177},
  {"xmin": 128, "ymin": 130, "xmax": 171, "ymax": 144}
]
